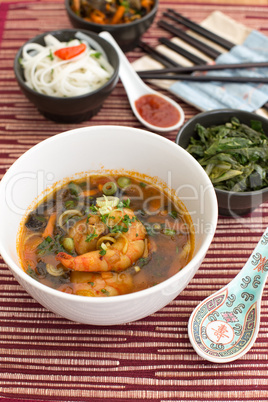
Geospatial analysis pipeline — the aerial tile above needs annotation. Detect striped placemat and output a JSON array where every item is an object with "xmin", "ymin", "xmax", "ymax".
[{"xmin": 1, "ymin": 1, "xmax": 268, "ymax": 401}]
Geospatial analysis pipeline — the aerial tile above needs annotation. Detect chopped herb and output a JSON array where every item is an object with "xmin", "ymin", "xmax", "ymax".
[
  {"xmin": 91, "ymin": 51, "xmax": 101, "ymax": 59},
  {"xmin": 100, "ymin": 213, "xmax": 109, "ymax": 223},
  {"xmin": 145, "ymin": 224, "xmax": 155, "ymax": 236},
  {"xmin": 68, "ymin": 181, "xmax": 81, "ymax": 197},
  {"xmin": 118, "ymin": 198, "xmax": 131, "ymax": 209},
  {"xmin": 37, "ymin": 235, "xmax": 65, "ymax": 256},
  {"xmin": 99, "ymin": 245, "xmax": 107, "ymax": 256},
  {"xmin": 169, "ymin": 210, "xmax": 178, "ymax": 219},
  {"xmin": 88, "ymin": 281, "xmax": 95, "ymax": 286},
  {"xmin": 108, "ymin": 213, "xmax": 136, "ymax": 234},
  {"xmin": 163, "ymin": 228, "xmax": 176, "ymax": 236},
  {"xmin": 137, "ymin": 257, "xmax": 150, "ymax": 267},
  {"xmin": 86, "ymin": 230, "xmax": 98, "ymax": 242},
  {"xmin": 139, "ymin": 182, "xmax": 146, "ymax": 188},
  {"xmin": 101, "ymin": 288, "xmax": 110, "ymax": 295},
  {"xmin": 48, "ymin": 49, "xmax": 54, "ymax": 61},
  {"xmin": 89, "ymin": 204, "xmax": 98, "ymax": 214},
  {"xmin": 65, "ymin": 200, "xmax": 76, "ymax": 209}
]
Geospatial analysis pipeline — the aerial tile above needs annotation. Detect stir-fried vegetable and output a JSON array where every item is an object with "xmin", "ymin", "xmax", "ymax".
[
  {"xmin": 71, "ymin": 0, "xmax": 154, "ymax": 25},
  {"xmin": 186, "ymin": 117, "xmax": 268, "ymax": 192}
]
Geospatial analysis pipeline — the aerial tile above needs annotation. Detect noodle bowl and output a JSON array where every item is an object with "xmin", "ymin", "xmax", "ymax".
[
  {"xmin": 21, "ymin": 33, "xmax": 114, "ymax": 97},
  {"xmin": 13, "ymin": 29, "xmax": 119, "ymax": 122}
]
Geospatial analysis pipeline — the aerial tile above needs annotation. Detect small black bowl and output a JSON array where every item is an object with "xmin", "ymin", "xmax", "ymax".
[
  {"xmin": 14, "ymin": 29, "xmax": 119, "ymax": 123},
  {"xmin": 65, "ymin": 0, "xmax": 158, "ymax": 52},
  {"xmin": 176, "ymin": 109, "xmax": 268, "ymax": 217}
]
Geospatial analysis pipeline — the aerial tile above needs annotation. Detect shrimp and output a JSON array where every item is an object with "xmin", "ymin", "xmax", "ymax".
[
  {"xmin": 69, "ymin": 214, "xmax": 107, "ymax": 255},
  {"xmin": 22, "ymin": 234, "xmax": 43, "ymax": 269},
  {"xmin": 58, "ymin": 271, "xmax": 133, "ymax": 297},
  {"xmin": 56, "ymin": 208, "xmax": 147, "ymax": 272}
]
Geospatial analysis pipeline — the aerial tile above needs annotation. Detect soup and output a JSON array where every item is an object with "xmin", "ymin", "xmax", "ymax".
[{"xmin": 18, "ymin": 173, "xmax": 194, "ymax": 297}]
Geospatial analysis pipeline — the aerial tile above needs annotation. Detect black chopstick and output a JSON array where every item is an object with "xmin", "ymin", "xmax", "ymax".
[
  {"xmin": 159, "ymin": 37, "xmax": 206, "ymax": 65},
  {"xmin": 138, "ymin": 41, "xmax": 181, "ymax": 68},
  {"xmin": 158, "ymin": 20, "xmax": 222, "ymax": 60},
  {"xmin": 137, "ymin": 61, "xmax": 268, "ymax": 75},
  {"xmin": 138, "ymin": 73, "xmax": 268, "ymax": 83},
  {"xmin": 165, "ymin": 10, "xmax": 234, "ymax": 50}
]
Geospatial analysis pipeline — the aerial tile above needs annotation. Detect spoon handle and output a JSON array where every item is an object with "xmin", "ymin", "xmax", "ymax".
[
  {"xmin": 99, "ymin": 31, "xmax": 148, "ymax": 102},
  {"xmin": 228, "ymin": 226, "xmax": 268, "ymax": 297}
]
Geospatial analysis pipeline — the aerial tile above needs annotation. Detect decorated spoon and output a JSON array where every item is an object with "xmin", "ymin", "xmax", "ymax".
[
  {"xmin": 188, "ymin": 226, "xmax": 268, "ymax": 363},
  {"xmin": 99, "ymin": 31, "xmax": 184, "ymax": 133}
]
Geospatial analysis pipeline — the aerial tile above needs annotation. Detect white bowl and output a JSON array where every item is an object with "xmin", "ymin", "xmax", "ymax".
[{"xmin": 0, "ymin": 126, "xmax": 218, "ymax": 325}]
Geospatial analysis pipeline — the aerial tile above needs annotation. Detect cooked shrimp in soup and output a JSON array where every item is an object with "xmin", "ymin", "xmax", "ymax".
[{"xmin": 19, "ymin": 174, "xmax": 194, "ymax": 297}]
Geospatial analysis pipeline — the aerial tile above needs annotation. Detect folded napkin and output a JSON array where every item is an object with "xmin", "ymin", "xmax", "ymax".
[
  {"xmin": 133, "ymin": 11, "xmax": 268, "ymax": 118},
  {"xmin": 171, "ymin": 30, "xmax": 268, "ymax": 112}
]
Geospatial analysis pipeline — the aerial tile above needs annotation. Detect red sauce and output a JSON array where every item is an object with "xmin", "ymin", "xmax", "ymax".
[{"xmin": 135, "ymin": 94, "xmax": 181, "ymax": 128}]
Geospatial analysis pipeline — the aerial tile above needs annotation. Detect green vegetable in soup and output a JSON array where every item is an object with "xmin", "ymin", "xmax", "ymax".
[
  {"xmin": 103, "ymin": 181, "xmax": 117, "ymax": 195},
  {"xmin": 186, "ymin": 117, "xmax": 268, "ymax": 192}
]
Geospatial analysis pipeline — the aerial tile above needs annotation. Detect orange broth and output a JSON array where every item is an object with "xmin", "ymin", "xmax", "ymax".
[{"xmin": 19, "ymin": 174, "xmax": 194, "ymax": 297}]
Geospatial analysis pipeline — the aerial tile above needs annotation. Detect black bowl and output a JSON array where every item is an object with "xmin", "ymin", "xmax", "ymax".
[
  {"xmin": 65, "ymin": 0, "xmax": 158, "ymax": 52},
  {"xmin": 176, "ymin": 109, "xmax": 268, "ymax": 217},
  {"xmin": 14, "ymin": 29, "xmax": 119, "ymax": 123}
]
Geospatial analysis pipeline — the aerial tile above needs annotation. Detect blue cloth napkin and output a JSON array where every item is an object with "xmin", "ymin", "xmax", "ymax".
[{"xmin": 169, "ymin": 30, "xmax": 268, "ymax": 112}]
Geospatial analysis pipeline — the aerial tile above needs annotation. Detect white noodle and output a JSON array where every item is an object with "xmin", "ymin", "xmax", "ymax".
[{"xmin": 20, "ymin": 34, "xmax": 114, "ymax": 97}]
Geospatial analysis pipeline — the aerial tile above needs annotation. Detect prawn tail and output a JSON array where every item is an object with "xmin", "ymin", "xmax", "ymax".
[{"xmin": 56, "ymin": 252, "xmax": 75, "ymax": 269}]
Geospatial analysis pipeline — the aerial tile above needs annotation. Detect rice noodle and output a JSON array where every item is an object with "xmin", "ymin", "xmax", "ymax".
[
  {"xmin": 20, "ymin": 34, "xmax": 114, "ymax": 97},
  {"xmin": 58, "ymin": 209, "xmax": 83, "ymax": 229}
]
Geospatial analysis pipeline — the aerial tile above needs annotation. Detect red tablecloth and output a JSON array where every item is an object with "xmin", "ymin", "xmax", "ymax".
[{"xmin": 1, "ymin": 1, "xmax": 268, "ymax": 401}]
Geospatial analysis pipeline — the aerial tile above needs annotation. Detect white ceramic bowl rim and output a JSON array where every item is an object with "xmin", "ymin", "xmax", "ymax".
[{"xmin": 0, "ymin": 125, "xmax": 218, "ymax": 306}]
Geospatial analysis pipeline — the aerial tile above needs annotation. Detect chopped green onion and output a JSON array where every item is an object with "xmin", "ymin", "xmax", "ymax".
[
  {"xmin": 117, "ymin": 176, "xmax": 131, "ymax": 188},
  {"xmin": 103, "ymin": 181, "xmax": 117, "ymax": 196}
]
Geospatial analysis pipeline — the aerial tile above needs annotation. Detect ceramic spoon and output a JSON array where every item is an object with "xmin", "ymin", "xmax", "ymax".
[
  {"xmin": 188, "ymin": 226, "xmax": 268, "ymax": 363},
  {"xmin": 99, "ymin": 31, "xmax": 184, "ymax": 133}
]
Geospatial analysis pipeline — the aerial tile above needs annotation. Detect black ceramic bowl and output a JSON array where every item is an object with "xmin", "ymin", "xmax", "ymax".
[
  {"xmin": 65, "ymin": 0, "xmax": 158, "ymax": 52},
  {"xmin": 14, "ymin": 29, "xmax": 119, "ymax": 123},
  {"xmin": 176, "ymin": 109, "xmax": 268, "ymax": 217}
]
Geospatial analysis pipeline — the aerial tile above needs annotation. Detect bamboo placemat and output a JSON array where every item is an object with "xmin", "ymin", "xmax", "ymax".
[{"xmin": 1, "ymin": 2, "xmax": 268, "ymax": 401}]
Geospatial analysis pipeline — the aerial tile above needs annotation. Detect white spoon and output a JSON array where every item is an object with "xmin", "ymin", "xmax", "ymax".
[
  {"xmin": 99, "ymin": 31, "xmax": 185, "ymax": 133},
  {"xmin": 188, "ymin": 226, "xmax": 268, "ymax": 363}
]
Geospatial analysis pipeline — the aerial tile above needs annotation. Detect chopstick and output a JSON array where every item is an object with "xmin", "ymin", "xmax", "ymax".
[
  {"xmin": 165, "ymin": 10, "xmax": 234, "ymax": 50},
  {"xmin": 138, "ymin": 41, "xmax": 181, "ymax": 68},
  {"xmin": 137, "ymin": 61, "xmax": 268, "ymax": 75},
  {"xmin": 159, "ymin": 37, "xmax": 206, "ymax": 65},
  {"xmin": 138, "ymin": 73, "xmax": 268, "ymax": 83},
  {"xmin": 158, "ymin": 20, "xmax": 222, "ymax": 59}
]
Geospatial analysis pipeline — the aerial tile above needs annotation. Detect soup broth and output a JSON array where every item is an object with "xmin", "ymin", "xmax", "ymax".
[{"xmin": 19, "ymin": 173, "xmax": 194, "ymax": 297}]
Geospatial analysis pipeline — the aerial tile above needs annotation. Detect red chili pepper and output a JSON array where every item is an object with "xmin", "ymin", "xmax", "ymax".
[{"xmin": 54, "ymin": 43, "xmax": 86, "ymax": 60}]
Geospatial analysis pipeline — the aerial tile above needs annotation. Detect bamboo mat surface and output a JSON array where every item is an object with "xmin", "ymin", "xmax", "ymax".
[{"xmin": 1, "ymin": 1, "xmax": 268, "ymax": 401}]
